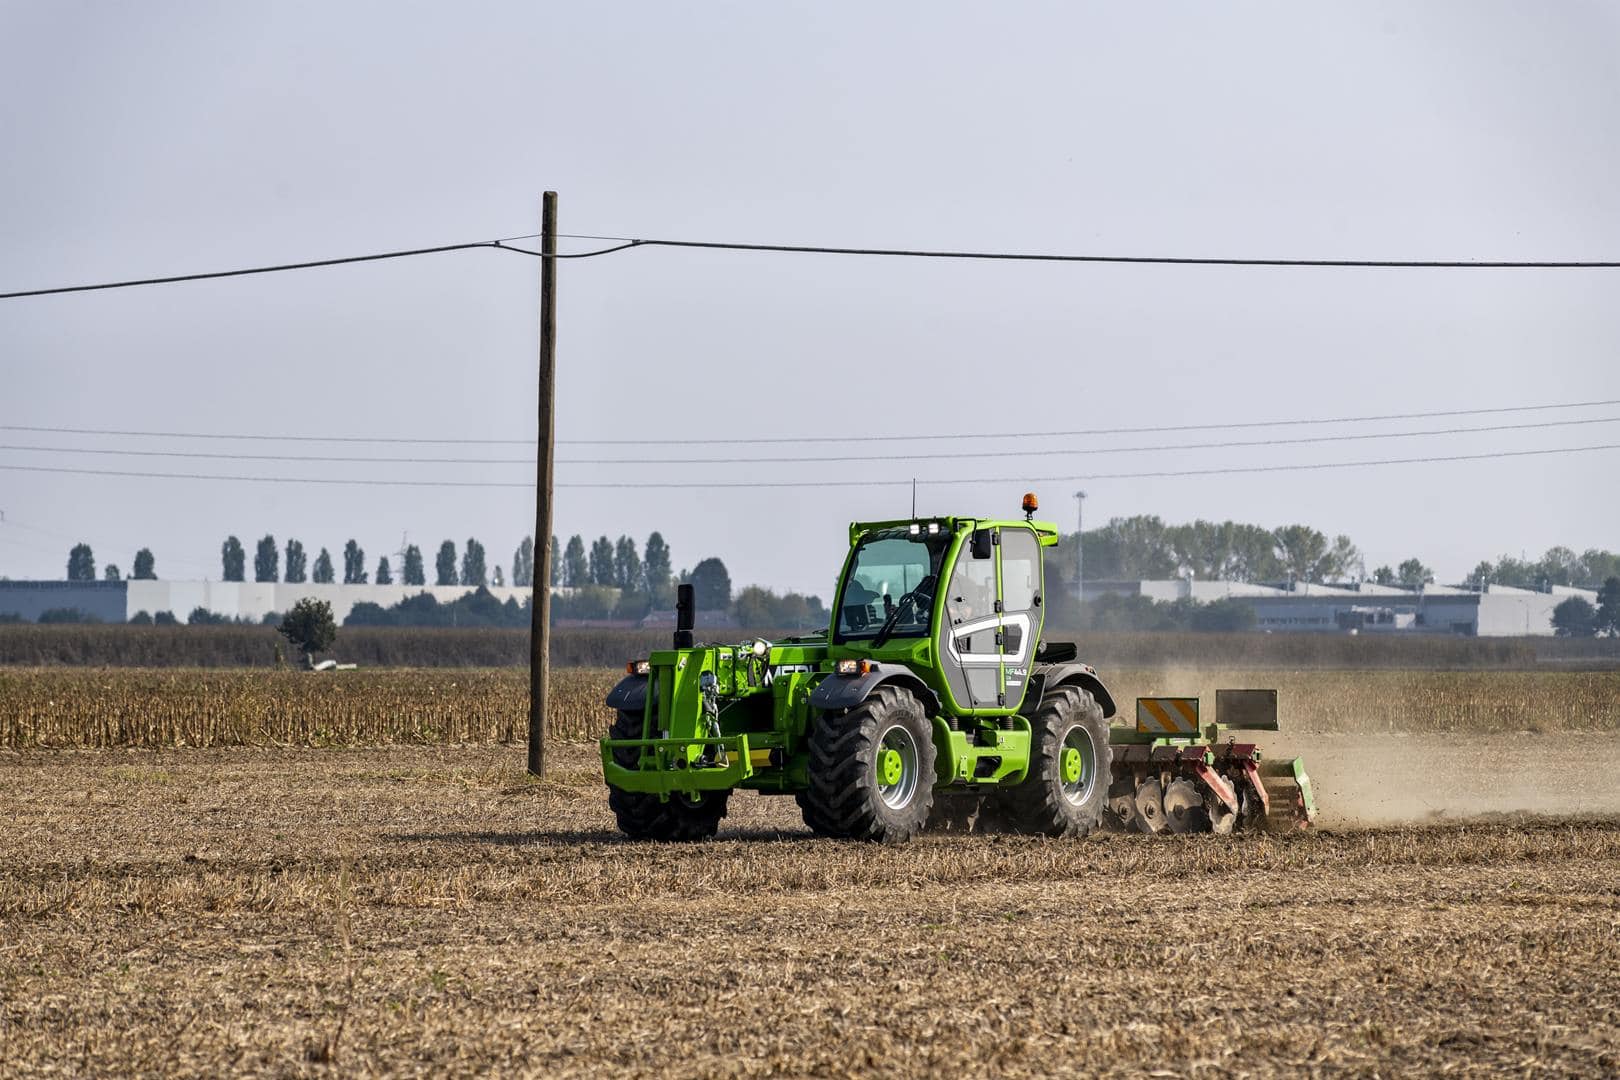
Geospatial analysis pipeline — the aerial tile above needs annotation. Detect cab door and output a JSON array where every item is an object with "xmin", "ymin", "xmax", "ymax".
[
  {"xmin": 939, "ymin": 528, "xmax": 1003, "ymax": 712},
  {"xmin": 995, "ymin": 526, "xmax": 1044, "ymax": 711},
  {"xmin": 938, "ymin": 525, "xmax": 1045, "ymax": 714}
]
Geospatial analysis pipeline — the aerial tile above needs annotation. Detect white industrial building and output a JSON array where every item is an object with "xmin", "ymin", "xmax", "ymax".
[{"xmin": 1088, "ymin": 578, "xmax": 1599, "ymax": 636}]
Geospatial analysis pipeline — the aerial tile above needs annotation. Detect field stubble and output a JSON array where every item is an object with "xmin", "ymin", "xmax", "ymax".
[
  {"xmin": 1, "ymin": 744, "xmax": 1617, "ymax": 1076},
  {"xmin": 1, "ymin": 666, "xmax": 1617, "ymax": 751}
]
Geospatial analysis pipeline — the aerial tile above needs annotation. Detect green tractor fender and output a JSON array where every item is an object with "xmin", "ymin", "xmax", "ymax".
[
  {"xmin": 808, "ymin": 663, "xmax": 941, "ymax": 717},
  {"xmin": 605, "ymin": 673, "xmax": 648, "ymax": 713},
  {"xmin": 1031, "ymin": 661, "xmax": 1116, "ymax": 719}
]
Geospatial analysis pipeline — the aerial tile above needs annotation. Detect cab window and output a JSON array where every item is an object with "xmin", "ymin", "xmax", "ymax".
[{"xmin": 836, "ymin": 529, "xmax": 946, "ymax": 641}]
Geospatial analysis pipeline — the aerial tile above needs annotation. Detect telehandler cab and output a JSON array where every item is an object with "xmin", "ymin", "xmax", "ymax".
[{"xmin": 600, "ymin": 494, "xmax": 1314, "ymax": 843}]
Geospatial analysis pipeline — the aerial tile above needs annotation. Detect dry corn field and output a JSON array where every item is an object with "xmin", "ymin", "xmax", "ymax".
[
  {"xmin": 3, "ymin": 669, "xmax": 1619, "ymax": 1076},
  {"xmin": 1, "ymin": 742, "xmax": 1618, "ymax": 1077},
  {"xmin": 2, "ymin": 667, "xmax": 1617, "ymax": 750}
]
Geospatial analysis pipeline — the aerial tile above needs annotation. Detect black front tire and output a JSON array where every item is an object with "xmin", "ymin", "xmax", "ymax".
[
  {"xmin": 605, "ymin": 709, "xmax": 730, "ymax": 841},
  {"xmin": 994, "ymin": 685, "xmax": 1111, "ymax": 837},
  {"xmin": 801, "ymin": 686, "xmax": 936, "ymax": 843}
]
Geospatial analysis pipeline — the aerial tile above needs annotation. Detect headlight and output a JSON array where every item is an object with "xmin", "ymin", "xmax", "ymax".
[
  {"xmin": 835, "ymin": 659, "xmax": 876, "ymax": 676},
  {"xmin": 626, "ymin": 660, "xmax": 651, "ymax": 675}
]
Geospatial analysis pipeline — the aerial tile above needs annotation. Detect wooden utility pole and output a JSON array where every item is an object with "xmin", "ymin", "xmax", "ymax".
[{"xmin": 528, "ymin": 191, "xmax": 558, "ymax": 777}]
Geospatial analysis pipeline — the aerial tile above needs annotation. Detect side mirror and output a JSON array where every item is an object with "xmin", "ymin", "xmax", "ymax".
[{"xmin": 970, "ymin": 529, "xmax": 995, "ymax": 560}]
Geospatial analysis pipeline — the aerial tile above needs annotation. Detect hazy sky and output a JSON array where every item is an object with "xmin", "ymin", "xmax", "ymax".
[{"xmin": 3, "ymin": 1, "xmax": 1618, "ymax": 598}]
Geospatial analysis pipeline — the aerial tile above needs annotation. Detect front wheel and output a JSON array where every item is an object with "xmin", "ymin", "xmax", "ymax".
[
  {"xmin": 605, "ymin": 710, "xmax": 729, "ymax": 841},
  {"xmin": 994, "ymin": 685, "xmax": 1111, "ymax": 837},
  {"xmin": 801, "ymin": 686, "xmax": 936, "ymax": 843}
]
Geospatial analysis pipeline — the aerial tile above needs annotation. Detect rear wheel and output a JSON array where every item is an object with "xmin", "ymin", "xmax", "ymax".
[
  {"xmin": 801, "ymin": 686, "xmax": 935, "ymax": 843},
  {"xmin": 605, "ymin": 709, "xmax": 730, "ymax": 841},
  {"xmin": 995, "ymin": 685, "xmax": 1111, "ymax": 837}
]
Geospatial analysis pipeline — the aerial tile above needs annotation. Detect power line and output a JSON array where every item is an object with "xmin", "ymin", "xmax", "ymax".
[
  {"xmin": 5, "ymin": 397, "xmax": 1618, "ymax": 448},
  {"xmin": 0, "ymin": 237, "xmax": 625, "ymax": 300},
  {"xmin": 0, "ymin": 443, "xmax": 1613, "ymax": 490},
  {"xmin": 615, "ymin": 236, "xmax": 1620, "ymax": 270},
  {"xmin": 8, "ymin": 229, "xmax": 1620, "ymax": 300},
  {"xmin": 1, "ymin": 414, "xmax": 1614, "ymax": 467}
]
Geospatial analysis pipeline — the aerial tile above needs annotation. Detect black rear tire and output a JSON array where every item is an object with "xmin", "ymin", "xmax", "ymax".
[
  {"xmin": 801, "ymin": 686, "xmax": 935, "ymax": 843},
  {"xmin": 605, "ymin": 709, "xmax": 729, "ymax": 841},
  {"xmin": 994, "ymin": 685, "xmax": 1111, "ymax": 837}
]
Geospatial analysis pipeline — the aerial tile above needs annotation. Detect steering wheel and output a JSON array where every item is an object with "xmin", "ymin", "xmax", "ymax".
[{"xmin": 894, "ymin": 574, "xmax": 937, "ymax": 624}]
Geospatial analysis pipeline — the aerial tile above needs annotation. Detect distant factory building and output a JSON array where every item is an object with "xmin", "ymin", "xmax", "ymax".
[{"xmin": 1085, "ymin": 578, "xmax": 1598, "ymax": 636}]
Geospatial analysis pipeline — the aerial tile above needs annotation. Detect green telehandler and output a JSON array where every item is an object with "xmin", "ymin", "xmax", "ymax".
[{"xmin": 600, "ymin": 494, "xmax": 1315, "ymax": 843}]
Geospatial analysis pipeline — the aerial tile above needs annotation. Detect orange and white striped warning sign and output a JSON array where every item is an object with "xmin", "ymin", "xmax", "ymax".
[{"xmin": 1136, "ymin": 696, "xmax": 1200, "ymax": 735}]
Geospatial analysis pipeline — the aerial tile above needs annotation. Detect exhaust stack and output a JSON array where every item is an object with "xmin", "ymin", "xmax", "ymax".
[{"xmin": 674, "ymin": 583, "xmax": 695, "ymax": 649}]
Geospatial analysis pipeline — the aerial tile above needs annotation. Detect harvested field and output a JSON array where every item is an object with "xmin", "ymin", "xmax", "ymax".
[
  {"xmin": 8, "ymin": 624, "xmax": 1619, "ymax": 671},
  {"xmin": 2, "ymin": 667, "xmax": 1617, "ymax": 749},
  {"xmin": 2, "ymin": 741, "xmax": 1618, "ymax": 1077}
]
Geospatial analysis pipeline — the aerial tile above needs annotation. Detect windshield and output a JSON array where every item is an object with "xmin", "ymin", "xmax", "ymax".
[{"xmin": 836, "ymin": 528, "xmax": 949, "ymax": 641}]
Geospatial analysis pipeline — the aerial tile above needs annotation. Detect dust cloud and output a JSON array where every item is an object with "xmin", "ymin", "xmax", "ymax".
[{"xmin": 1257, "ymin": 733, "xmax": 1620, "ymax": 826}]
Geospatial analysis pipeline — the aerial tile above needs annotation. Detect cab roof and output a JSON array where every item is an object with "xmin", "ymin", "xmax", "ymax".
[{"xmin": 848, "ymin": 516, "xmax": 1061, "ymax": 548}]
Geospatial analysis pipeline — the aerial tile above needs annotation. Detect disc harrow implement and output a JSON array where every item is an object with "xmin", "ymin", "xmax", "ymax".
[{"xmin": 1104, "ymin": 691, "xmax": 1317, "ymax": 834}]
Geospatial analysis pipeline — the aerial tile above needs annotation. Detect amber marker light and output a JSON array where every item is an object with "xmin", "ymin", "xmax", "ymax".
[{"xmin": 1022, "ymin": 492, "xmax": 1039, "ymax": 516}]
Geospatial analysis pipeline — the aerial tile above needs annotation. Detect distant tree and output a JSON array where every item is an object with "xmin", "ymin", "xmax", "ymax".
[
  {"xmin": 342, "ymin": 540, "xmax": 367, "ymax": 584},
  {"xmin": 1536, "ymin": 546, "xmax": 1581, "ymax": 588},
  {"xmin": 254, "ymin": 534, "xmax": 279, "ymax": 583},
  {"xmin": 689, "ymin": 557, "xmax": 732, "ymax": 614},
  {"xmin": 153, "ymin": 610, "xmax": 179, "ymax": 626},
  {"xmin": 221, "ymin": 536, "xmax": 245, "ymax": 582},
  {"xmin": 461, "ymin": 538, "xmax": 487, "ymax": 587},
  {"xmin": 187, "ymin": 607, "xmax": 228, "ymax": 625},
  {"xmin": 613, "ymin": 534, "xmax": 642, "ymax": 591},
  {"xmin": 103, "ymin": 564, "xmax": 122, "ymax": 581},
  {"xmin": 375, "ymin": 556, "xmax": 393, "ymax": 585},
  {"xmin": 512, "ymin": 536, "xmax": 534, "ymax": 588},
  {"xmin": 1272, "ymin": 526, "xmax": 1356, "ymax": 583},
  {"xmin": 131, "ymin": 548, "xmax": 157, "ymax": 580},
  {"xmin": 402, "ymin": 544, "xmax": 426, "ymax": 586},
  {"xmin": 278, "ymin": 597, "xmax": 338, "ymax": 668},
  {"xmin": 435, "ymin": 541, "xmax": 458, "ymax": 586},
  {"xmin": 1098, "ymin": 516, "xmax": 1178, "ymax": 579},
  {"xmin": 732, "ymin": 585, "xmax": 777, "ymax": 627},
  {"xmin": 1371, "ymin": 566, "xmax": 1396, "ymax": 586},
  {"xmin": 1578, "ymin": 550, "xmax": 1620, "ymax": 590},
  {"xmin": 67, "ymin": 543, "xmax": 95, "ymax": 582},
  {"xmin": 550, "ymin": 536, "xmax": 561, "ymax": 586},
  {"xmin": 589, "ymin": 536, "xmax": 615, "ymax": 587},
  {"xmin": 1552, "ymin": 596, "xmax": 1597, "ymax": 638},
  {"xmin": 129, "ymin": 610, "xmax": 153, "ymax": 625},
  {"xmin": 563, "ymin": 535, "xmax": 588, "ymax": 587},
  {"xmin": 1596, "ymin": 576, "xmax": 1620, "ymax": 637},
  {"xmin": 312, "ymin": 548, "xmax": 335, "ymax": 584},
  {"xmin": 1396, "ymin": 559, "xmax": 1434, "ymax": 588},
  {"xmin": 284, "ymin": 539, "xmax": 307, "ymax": 583},
  {"xmin": 1223, "ymin": 524, "xmax": 1285, "ymax": 583},
  {"xmin": 1465, "ymin": 561, "xmax": 1493, "ymax": 590},
  {"xmin": 492, "ymin": 565, "xmax": 505, "ymax": 587},
  {"xmin": 1484, "ymin": 553, "xmax": 1536, "ymax": 589}
]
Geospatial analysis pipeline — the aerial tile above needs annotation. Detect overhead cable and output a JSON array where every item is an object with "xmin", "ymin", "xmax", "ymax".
[
  {"xmin": 5, "ymin": 397, "xmax": 1618, "ymax": 448},
  {"xmin": 1, "ymin": 414, "xmax": 1614, "ymax": 467},
  {"xmin": 7, "ymin": 228, "xmax": 1620, "ymax": 300},
  {"xmin": 0, "ymin": 236, "xmax": 628, "ymax": 300},
  {"xmin": 1, "ymin": 443, "xmax": 1614, "ymax": 490}
]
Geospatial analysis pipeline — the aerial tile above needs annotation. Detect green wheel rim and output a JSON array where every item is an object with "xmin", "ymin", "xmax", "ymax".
[
  {"xmin": 1061, "ymin": 746, "xmax": 1083, "ymax": 785},
  {"xmin": 875, "ymin": 723, "xmax": 920, "ymax": 810},
  {"xmin": 1059, "ymin": 724, "xmax": 1096, "ymax": 805}
]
